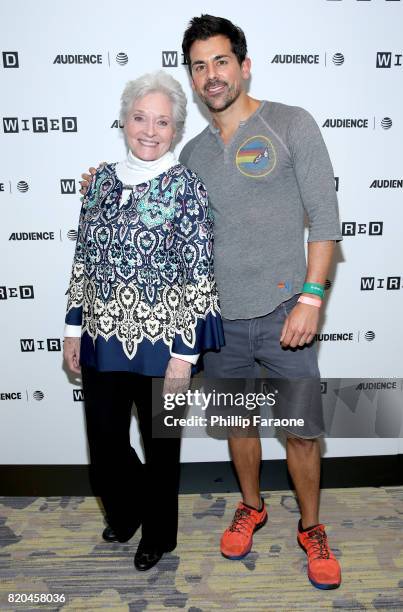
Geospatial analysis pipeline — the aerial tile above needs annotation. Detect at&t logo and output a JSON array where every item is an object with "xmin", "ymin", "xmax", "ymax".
[
  {"xmin": 381, "ymin": 117, "xmax": 392, "ymax": 130},
  {"xmin": 332, "ymin": 53, "xmax": 344, "ymax": 65},
  {"xmin": 116, "ymin": 52, "xmax": 128, "ymax": 65},
  {"xmin": 0, "ymin": 180, "xmax": 29, "ymax": 194},
  {"xmin": 17, "ymin": 180, "xmax": 29, "ymax": 192},
  {"xmin": 0, "ymin": 390, "xmax": 46, "ymax": 401}
]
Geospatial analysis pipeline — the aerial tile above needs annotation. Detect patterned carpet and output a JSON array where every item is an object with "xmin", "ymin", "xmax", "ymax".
[{"xmin": 1, "ymin": 488, "xmax": 403, "ymax": 611}]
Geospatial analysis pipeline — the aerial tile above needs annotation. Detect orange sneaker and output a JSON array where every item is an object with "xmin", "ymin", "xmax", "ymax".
[
  {"xmin": 297, "ymin": 521, "xmax": 341, "ymax": 589},
  {"xmin": 220, "ymin": 500, "xmax": 267, "ymax": 559}
]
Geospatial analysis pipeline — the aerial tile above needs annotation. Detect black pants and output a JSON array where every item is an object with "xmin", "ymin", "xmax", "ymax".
[{"xmin": 82, "ymin": 366, "xmax": 181, "ymax": 551}]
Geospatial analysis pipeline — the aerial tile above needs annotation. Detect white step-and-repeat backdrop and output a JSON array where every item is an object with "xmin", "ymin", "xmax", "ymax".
[{"xmin": 1, "ymin": 0, "xmax": 402, "ymax": 464}]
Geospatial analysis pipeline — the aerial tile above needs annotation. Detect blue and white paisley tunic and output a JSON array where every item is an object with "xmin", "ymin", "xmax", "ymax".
[{"xmin": 65, "ymin": 163, "xmax": 224, "ymax": 375}]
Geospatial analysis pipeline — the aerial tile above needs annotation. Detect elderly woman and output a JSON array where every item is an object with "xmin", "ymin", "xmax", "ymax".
[{"xmin": 63, "ymin": 71, "xmax": 224, "ymax": 571}]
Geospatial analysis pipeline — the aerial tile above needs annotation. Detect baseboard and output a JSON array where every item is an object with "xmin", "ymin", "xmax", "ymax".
[{"xmin": 0, "ymin": 455, "xmax": 401, "ymax": 496}]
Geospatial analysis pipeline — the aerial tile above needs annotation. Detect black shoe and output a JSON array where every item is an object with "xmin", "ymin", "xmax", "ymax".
[
  {"xmin": 134, "ymin": 544, "xmax": 163, "ymax": 571},
  {"xmin": 102, "ymin": 525, "xmax": 137, "ymax": 543},
  {"xmin": 102, "ymin": 525, "xmax": 119, "ymax": 542}
]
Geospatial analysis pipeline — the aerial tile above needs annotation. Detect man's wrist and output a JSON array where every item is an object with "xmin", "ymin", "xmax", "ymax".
[
  {"xmin": 301, "ymin": 281, "xmax": 325, "ymax": 299},
  {"xmin": 298, "ymin": 294, "xmax": 322, "ymax": 308}
]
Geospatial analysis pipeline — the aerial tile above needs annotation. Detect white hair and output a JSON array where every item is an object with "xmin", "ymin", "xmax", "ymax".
[{"xmin": 120, "ymin": 70, "xmax": 187, "ymax": 139}]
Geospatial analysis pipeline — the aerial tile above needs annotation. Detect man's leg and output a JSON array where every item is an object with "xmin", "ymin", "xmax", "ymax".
[
  {"xmin": 286, "ymin": 437, "xmax": 320, "ymax": 528},
  {"xmin": 204, "ymin": 318, "xmax": 267, "ymax": 559},
  {"xmin": 256, "ymin": 295, "xmax": 341, "ymax": 588},
  {"xmin": 228, "ymin": 437, "xmax": 261, "ymax": 510},
  {"xmin": 204, "ymin": 318, "xmax": 262, "ymax": 507}
]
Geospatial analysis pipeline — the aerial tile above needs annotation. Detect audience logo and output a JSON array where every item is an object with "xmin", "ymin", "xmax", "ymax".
[
  {"xmin": 0, "ymin": 392, "xmax": 23, "ymax": 401},
  {"xmin": 67, "ymin": 230, "xmax": 78, "ymax": 241},
  {"xmin": 370, "ymin": 179, "xmax": 402, "ymax": 188},
  {"xmin": 381, "ymin": 117, "xmax": 392, "ymax": 129},
  {"xmin": 271, "ymin": 53, "xmax": 320, "ymax": 64},
  {"xmin": 315, "ymin": 332, "xmax": 355, "ymax": 342},
  {"xmin": 111, "ymin": 119, "xmax": 124, "ymax": 128},
  {"xmin": 356, "ymin": 381, "xmax": 397, "ymax": 391},
  {"xmin": 53, "ymin": 54, "xmax": 102, "ymax": 64},
  {"xmin": 33, "ymin": 390, "xmax": 44, "ymax": 401},
  {"xmin": 322, "ymin": 118, "xmax": 369, "ymax": 128},
  {"xmin": 9, "ymin": 232, "xmax": 55, "ymax": 241}
]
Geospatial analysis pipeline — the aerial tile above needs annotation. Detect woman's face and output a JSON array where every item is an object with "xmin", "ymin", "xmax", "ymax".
[{"xmin": 125, "ymin": 91, "xmax": 176, "ymax": 161}]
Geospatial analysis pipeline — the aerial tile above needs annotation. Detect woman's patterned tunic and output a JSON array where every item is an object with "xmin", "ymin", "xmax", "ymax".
[{"xmin": 65, "ymin": 163, "xmax": 224, "ymax": 375}]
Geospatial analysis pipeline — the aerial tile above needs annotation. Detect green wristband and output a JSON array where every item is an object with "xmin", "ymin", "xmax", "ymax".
[{"xmin": 302, "ymin": 282, "xmax": 325, "ymax": 299}]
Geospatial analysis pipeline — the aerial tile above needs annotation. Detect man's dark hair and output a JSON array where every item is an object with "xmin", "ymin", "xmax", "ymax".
[{"xmin": 182, "ymin": 14, "xmax": 247, "ymax": 72}]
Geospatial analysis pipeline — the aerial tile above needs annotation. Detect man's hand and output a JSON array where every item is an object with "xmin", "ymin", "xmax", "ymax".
[
  {"xmin": 163, "ymin": 357, "xmax": 191, "ymax": 397},
  {"xmin": 63, "ymin": 337, "xmax": 81, "ymax": 374},
  {"xmin": 79, "ymin": 163, "xmax": 107, "ymax": 196},
  {"xmin": 79, "ymin": 167, "xmax": 97, "ymax": 196},
  {"xmin": 280, "ymin": 303, "xmax": 319, "ymax": 348}
]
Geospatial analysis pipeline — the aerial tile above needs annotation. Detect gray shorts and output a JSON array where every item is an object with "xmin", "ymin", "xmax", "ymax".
[{"xmin": 203, "ymin": 294, "xmax": 324, "ymax": 438}]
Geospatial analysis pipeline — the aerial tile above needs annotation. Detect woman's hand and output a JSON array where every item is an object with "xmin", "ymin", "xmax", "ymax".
[
  {"xmin": 63, "ymin": 337, "xmax": 81, "ymax": 374},
  {"xmin": 163, "ymin": 357, "xmax": 191, "ymax": 397}
]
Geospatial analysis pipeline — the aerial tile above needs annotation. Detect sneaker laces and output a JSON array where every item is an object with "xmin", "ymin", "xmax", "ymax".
[
  {"xmin": 228, "ymin": 506, "xmax": 254, "ymax": 535},
  {"xmin": 306, "ymin": 526, "xmax": 330, "ymax": 560}
]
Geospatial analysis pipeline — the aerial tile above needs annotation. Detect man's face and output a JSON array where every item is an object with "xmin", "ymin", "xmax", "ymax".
[{"xmin": 189, "ymin": 35, "xmax": 251, "ymax": 113}]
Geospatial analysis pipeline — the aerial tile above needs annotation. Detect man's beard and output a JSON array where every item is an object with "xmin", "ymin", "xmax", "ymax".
[{"xmin": 201, "ymin": 80, "xmax": 241, "ymax": 113}]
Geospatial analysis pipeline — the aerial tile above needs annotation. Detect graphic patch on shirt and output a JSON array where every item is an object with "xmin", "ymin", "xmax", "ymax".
[{"xmin": 235, "ymin": 135, "xmax": 276, "ymax": 178}]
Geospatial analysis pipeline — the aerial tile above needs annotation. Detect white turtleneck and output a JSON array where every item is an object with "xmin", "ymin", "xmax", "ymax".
[{"xmin": 116, "ymin": 149, "xmax": 178, "ymax": 186}]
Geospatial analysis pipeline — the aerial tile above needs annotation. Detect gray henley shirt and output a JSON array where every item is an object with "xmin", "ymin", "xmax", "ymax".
[{"xmin": 179, "ymin": 100, "xmax": 342, "ymax": 320}]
